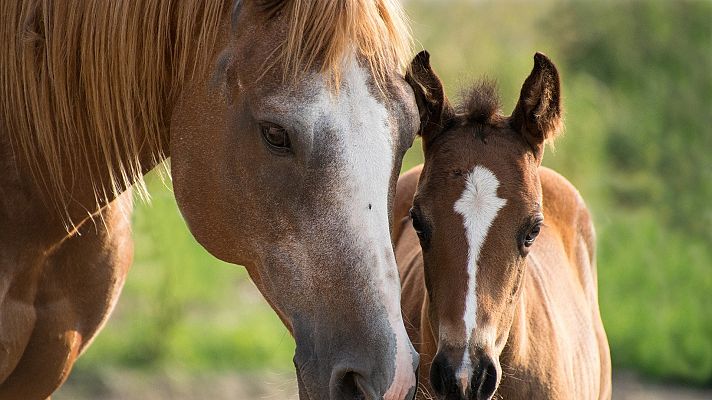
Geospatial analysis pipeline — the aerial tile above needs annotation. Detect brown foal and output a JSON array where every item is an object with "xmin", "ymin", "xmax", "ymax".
[{"xmin": 394, "ymin": 51, "xmax": 611, "ymax": 400}]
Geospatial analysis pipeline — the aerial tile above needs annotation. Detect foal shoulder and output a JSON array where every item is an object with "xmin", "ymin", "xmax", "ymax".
[
  {"xmin": 393, "ymin": 165, "xmax": 423, "ymax": 241},
  {"xmin": 393, "ymin": 165, "xmax": 426, "ymax": 344},
  {"xmin": 393, "ymin": 164, "xmax": 424, "ymax": 284}
]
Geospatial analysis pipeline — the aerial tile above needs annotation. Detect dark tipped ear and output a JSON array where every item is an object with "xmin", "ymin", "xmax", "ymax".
[
  {"xmin": 405, "ymin": 50, "xmax": 454, "ymax": 147},
  {"xmin": 511, "ymin": 52, "xmax": 563, "ymax": 157}
]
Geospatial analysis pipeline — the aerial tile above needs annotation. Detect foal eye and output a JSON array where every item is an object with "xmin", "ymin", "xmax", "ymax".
[
  {"xmin": 524, "ymin": 223, "xmax": 542, "ymax": 248},
  {"xmin": 260, "ymin": 122, "xmax": 291, "ymax": 154},
  {"xmin": 409, "ymin": 207, "xmax": 430, "ymax": 243},
  {"xmin": 409, "ymin": 207, "xmax": 431, "ymax": 247}
]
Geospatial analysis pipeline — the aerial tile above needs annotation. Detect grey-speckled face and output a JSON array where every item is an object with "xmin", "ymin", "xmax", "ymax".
[{"xmin": 170, "ymin": 3, "xmax": 420, "ymax": 399}]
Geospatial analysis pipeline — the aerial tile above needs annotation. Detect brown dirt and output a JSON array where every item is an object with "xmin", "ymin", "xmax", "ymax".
[{"xmin": 54, "ymin": 369, "xmax": 712, "ymax": 399}]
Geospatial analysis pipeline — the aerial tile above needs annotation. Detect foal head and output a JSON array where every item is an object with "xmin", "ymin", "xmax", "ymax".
[
  {"xmin": 170, "ymin": 2, "xmax": 419, "ymax": 399},
  {"xmin": 405, "ymin": 52, "xmax": 563, "ymax": 400}
]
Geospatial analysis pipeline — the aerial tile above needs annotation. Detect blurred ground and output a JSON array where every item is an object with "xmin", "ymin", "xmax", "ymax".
[
  {"xmin": 612, "ymin": 372, "xmax": 712, "ymax": 400},
  {"xmin": 55, "ymin": 370, "xmax": 712, "ymax": 400},
  {"xmin": 54, "ymin": 370, "xmax": 299, "ymax": 400}
]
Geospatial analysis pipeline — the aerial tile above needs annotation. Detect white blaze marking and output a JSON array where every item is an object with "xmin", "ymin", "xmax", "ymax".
[
  {"xmin": 318, "ymin": 58, "xmax": 416, "ymax": 398},
  {"xmin": 453, "ymin": 166, "xmax": 507, "ymax": 385}
]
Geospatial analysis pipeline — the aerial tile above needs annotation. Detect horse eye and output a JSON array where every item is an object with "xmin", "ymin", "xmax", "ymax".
[
  {"xmin": 260, "ymin": 122, "xmax": 291, "ymax": 154},
  {"xmin": 524, "ymin": 223, "xmax": 541, "ymax": 247}
]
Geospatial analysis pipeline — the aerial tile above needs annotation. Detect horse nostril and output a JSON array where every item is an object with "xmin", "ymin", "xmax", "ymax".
[
  {"xmin": 338, "ymin": 371, "xmax": 368, "ymax": 400},
  {"xmin": 476, "ymin": 359, "xmax": 498, "ymax": 400}
]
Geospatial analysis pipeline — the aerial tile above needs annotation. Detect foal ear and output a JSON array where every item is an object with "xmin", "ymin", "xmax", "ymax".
[
  {"xmin": 405, "ymin": 51, "xmax": 454, "ymax": 147},
  {"xmin": 511, "ymin": 52, "xmax": 563, "ymax": 157}
]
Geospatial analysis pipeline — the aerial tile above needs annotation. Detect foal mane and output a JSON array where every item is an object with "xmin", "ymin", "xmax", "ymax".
[
  {"xmin": 457, "ymin": 78, "xmax": 561, "ymax": 145},
  {"xmin": 459, "ymin": 80, "xmax": 503, "ymax": 126},
  {"xmin": 264, "ymin": 0, "xmax": 412, "ymax": 88},
  {"xmin": 0, "ymin": 1, "xmax": 228, "ymax": 221}
]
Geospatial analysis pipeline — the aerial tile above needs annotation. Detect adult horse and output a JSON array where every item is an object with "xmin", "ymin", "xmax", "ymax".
[
  {"xmin": 394, "ymin": 52, "xmax": 611, "ymax": 399},
  {"xmin": 0, "ymin": 1, "xmax": 420, "ymax": 399}
]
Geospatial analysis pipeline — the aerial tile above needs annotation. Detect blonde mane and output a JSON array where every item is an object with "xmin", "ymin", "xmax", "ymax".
[
  {"xmin": 1, "ymin": 1, "xmax": 228, "ymax": 220},
  {"xmin": 0, "ymin": 0, "xmax": 412, "ymax": 223},
  {"xmin": 276, "ymin": 0, "xmax": 412, "ymax": 87}
]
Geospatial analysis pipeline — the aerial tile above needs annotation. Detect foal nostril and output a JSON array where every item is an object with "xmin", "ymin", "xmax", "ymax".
[
  {"xmin": 429, "ymin": 354, "xmax": 450, "ymax": 396},
  {"xmin": 475, "ymin": 358, "xmax": 498, "ymax": 400}
]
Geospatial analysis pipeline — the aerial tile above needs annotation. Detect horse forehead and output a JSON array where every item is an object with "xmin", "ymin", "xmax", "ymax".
[
  {"xmin": 311, "ymin": 61, "xmax": 391, "ymax": 134},
  {"xmin": 256, "ymin": 62, "xmax": 391, "ymax": 135}
]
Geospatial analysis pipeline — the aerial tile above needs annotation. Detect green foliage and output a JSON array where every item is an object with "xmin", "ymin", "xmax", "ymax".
[{"xmin": 71, "ymin": 0, "xmax": 711, "ymax": 387}]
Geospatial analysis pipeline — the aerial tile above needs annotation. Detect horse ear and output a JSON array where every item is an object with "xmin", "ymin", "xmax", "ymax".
[
  {"xmin": 405, "ymin": 51, "xmax": 454, "ymax": 147},
  {"xmin": 510, "ymin": 52, "xmax": 563, "ymax": 158}
]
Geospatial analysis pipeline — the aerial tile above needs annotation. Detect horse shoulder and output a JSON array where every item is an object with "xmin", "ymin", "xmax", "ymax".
[
  {"xmin": 539, "ymin": 167, "xmax": 597, "ymax": 289},
  {"xmin": 0, "ymin": 193, "xmax": 133, "ymax": 398}
]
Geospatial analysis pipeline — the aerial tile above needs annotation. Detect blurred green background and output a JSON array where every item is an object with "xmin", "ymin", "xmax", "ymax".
[{"xmin": 63, "ymin": 0, "xmax": 711, "ymax": 395}]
